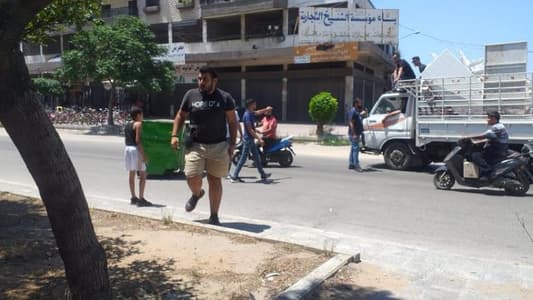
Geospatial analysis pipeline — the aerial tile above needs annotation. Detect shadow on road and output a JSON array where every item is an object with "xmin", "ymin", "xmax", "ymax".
[
  {"xmin": 367, "ymin": 163, "xmax": 439, "ymax": 174},
  {"xmin": 220, "ymin": 222, "xmax": 271, "ymax": 233},
  {"xmin": 195, "ymin": 219, "xmax": 271, "ymax": 233},
  {"xmin": 307, "ymin": 283, "xmax": 402, "ymax": 300},
  {"xmin": 147, "ymin": 172, "xmax": 186, "ymax": 181},
  {"xmin": 448, "ymin": 188, "xmax": 533, "ymax": 197}
]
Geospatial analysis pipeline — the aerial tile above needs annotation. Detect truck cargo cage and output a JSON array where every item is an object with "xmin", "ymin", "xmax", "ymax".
[{"xmin": 396, "ymin": 72, "xmax": 533, "ymax": 121}]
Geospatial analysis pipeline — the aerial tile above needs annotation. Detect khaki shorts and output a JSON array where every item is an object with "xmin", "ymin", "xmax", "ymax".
[{"xmin": 184, "ymin": 141, "xmax": 229, "ymax": 178}]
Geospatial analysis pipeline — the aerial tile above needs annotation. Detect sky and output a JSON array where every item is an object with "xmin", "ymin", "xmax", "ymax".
[{"xmin": 372, "ymin": 0, "xmax": 533, "ymax": 72}]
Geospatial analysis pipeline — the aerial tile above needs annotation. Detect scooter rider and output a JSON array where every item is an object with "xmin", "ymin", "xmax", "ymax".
[
  {"xmin": 463, "ymin": 111, "xmax": 509, "ymax": 177},
  {"xmin": 260, "ymin": 108, "xmax": 278, "ymax": 150}
]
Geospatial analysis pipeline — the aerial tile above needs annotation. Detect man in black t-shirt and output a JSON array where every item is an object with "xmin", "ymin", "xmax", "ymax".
[
  {"xmin": 392, "ymin": 53, "xmax": 416, "ymax": 86},
  {"xmin": 171, "ymin": 66, "xmax": 238, "ymax": 226}
]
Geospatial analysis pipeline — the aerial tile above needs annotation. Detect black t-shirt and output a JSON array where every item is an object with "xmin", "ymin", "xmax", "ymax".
[
  {"xmin": 180, "ymin": 88, "xmax": 236, "ymax": 144},
  {"xmin": 124, "ymin": 122, "xmax": 137, "ymax": 146},
  {"xmin": 398, "ymin": 59, "xmax": 416, "ymax": 80}
]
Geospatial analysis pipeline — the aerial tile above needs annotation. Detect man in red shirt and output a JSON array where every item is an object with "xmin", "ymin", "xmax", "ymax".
[{"xmin": 261, "ymin": 108, "xmax": 278, "ymax": 150}]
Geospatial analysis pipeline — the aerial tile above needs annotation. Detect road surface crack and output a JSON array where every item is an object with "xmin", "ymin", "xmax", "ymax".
[{"xmin": 515, "ymin": 212, "xmax": 533, "ymax": 243}]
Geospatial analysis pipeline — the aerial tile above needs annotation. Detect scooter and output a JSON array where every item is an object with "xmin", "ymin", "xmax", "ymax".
[
  {"xmin": 521, "ymin": 143, "xmax": 533, "ymax": 183},
  {"xmin": 433, "ymin": 139, "xmax": 530, "ymax": 196},
  {"xmin": 232, "ymin": 136, "xmax": 295, "ymax": 167}
]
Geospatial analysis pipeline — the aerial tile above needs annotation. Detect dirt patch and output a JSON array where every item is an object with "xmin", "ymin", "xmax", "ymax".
[
  {"xmin": 0, "ymin": 192, "xmax": 327, "ymax": 299},
  {"xmin": 308, "ymin": 262, "xmax": 414, "ymax": 300}
]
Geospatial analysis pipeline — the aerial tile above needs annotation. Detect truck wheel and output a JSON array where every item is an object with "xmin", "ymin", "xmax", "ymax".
[
  {"xmin": 384, "ymin": 143, "xmax": 412, "ymax": 170},
  {"xmin": 433, "ymin": 170, "xmax": 455, "ymax": 190},
  {"xmin": 279, "ymin": 150, "xmax": 293, "ymax": 167}
]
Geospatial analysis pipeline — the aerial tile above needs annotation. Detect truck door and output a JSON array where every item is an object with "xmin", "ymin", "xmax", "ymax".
[{"xmin": 365, "ymin": 95, "xmax": 411, "ymax": 150}]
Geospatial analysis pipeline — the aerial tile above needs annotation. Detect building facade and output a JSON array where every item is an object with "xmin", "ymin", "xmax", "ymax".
[{"xmin": 25, "ymin": 0, "xmax": 396, "ymax": 123}]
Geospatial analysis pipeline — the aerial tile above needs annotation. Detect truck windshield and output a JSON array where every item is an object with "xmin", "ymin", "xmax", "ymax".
[{"xmin": 373, "ymin": 97, "xmax": 408, "ymax": 114}]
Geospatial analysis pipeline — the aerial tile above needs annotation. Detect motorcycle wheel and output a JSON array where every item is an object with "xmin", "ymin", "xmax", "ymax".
[
  {"xmin": 279, "ymin": 150, "xmax": 293, "ymax": 167},
  {"xmin": 433, "ymin": 170, "xmax": 455, "ymax": 190},
  {"xmin": 232, "ymin": 151, "xmax": 241, "ymax": 165},
  {"xmin": 504, "ymin": 171, "xmax": 529, "ymax": 196}
]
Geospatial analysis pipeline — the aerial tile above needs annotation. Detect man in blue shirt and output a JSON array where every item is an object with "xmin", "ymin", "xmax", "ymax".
[
  {"xmin": 348, "ymin": 99, "xmax": 365, "ymax": 172},
  {"xmin": 230, "ymin": 99, "xmax": 272, "ymax": 182},
  {"xmin": 466, "ymin": 111, "xmax": 509, "ymax": 176}
]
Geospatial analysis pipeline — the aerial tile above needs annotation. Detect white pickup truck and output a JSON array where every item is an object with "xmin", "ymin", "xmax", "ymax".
[{"xmin": 363, "ymin": 72, "xmax": 533, "ymax": 170}]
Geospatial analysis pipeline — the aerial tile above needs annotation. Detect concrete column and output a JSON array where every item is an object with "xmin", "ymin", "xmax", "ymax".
[
  {"xmin": 282, "ymin": 9, "xmax": 289, "ymax": 37},
  {"xmin": 344, "ymin": 61, "xmax": 354, "ymax": 120},
  {"xmin": 282, "ymin": 64, "xmax": 288, "ymax": 121},
  {"xmin": 348, "ymin": 0, "xmax": 356, "ymax": 9},
  {"xmin": 39, "ymin": 44, "xmax": 44, "ymax": 63},
  {"xmin": 202, "ymin": 19, "xmax": 208, "ymax": 43},
  {"xmin": 240, "ymin": 14, "xmax": 246, "ymax": 41},
  {"xmin": 240, "ymin": 65, "xmax": 246, "ymax": 106},
  {"xmin": 168, "ymin": 22, "xmax": 173, "ymax": 44}
]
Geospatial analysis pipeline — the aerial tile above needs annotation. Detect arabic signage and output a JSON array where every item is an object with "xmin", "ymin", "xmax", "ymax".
[
  {"xmin": 175, "ymin": 63, "xmax": 204, "ymax": 84},
  {"xmin": 298, "ymin": 7, "xmax": 399, "ymax": 45},
  {"xmin": 294, "ymin": 42, "xmax": 358, "ymax": 63},
  {"xmin": 166, "ymin": 43, "xmax": 186, "ymax": 65}
]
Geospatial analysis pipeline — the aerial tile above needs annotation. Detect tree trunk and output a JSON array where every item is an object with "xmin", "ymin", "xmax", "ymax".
[
  {"xmin": 107, "ymin": 87, "xmax": 114, "ymax": 125},
  {"xmin": 316, "ymin": 123, "xmax": 324, "ymax": 137},
  {"xmin": 0, "ymin": 38, "xmax": 112, "ymax": 299}
]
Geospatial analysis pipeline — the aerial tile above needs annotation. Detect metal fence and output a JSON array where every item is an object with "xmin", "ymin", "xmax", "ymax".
[{"xmin": 397, "ymin": 73, "xmax": 533, "ymax": 120}]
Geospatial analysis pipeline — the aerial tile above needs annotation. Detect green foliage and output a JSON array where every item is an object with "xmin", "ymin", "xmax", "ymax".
[
  {"xmin": 33, "ymin": 78, "xmax": 63, "ymax": 97},
  {"xmin": 59, "ymin": 16, "xmax": 175, "ymax": 94},
  {"xmin": 320, "ymin": 135, "xmax": 350, "ymax": 146},
  {"xmin": 24, "ymin": 0, "xmax": 101, "ymax": 43},
  {"xmin": 308, "ymin": 91, "xmax": 338, "ymax": 124}
]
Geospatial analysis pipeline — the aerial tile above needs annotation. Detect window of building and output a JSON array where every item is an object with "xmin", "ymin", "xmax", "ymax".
[
  {"xmin": 172, "ymin": 20, "xmax": 202, "ymax": 43},
  {"xmin": 62, "ymin": 34, "xmax": 75, "ymax": 52},
  {"xmin": 128, "ymin": 0, "xmax": 138, "ymax": 16},
  {"xmin": 101, "ymin": 4, "xmax": 111, "ymax": 18},
  {"xmin": 43, "ymin": 38, "xmax": 61, "ymax": 55},
  {"xmin": 206, "ymin": 16, "xmax": 241, "ymax": 42},
  {"xmin": 288, "ymin": 8, "xmax": 299, "ymax": 35},
  {"xmin": 146, "ymin": 0, "xmax": 160, "ymax": 7},
  {"xmin": 150, "ymin": 24, "xmax": 169, "ymax": 44},
  {"xmin": 22, "ymin": 42, "xmax": 41, "ymax": 56},
  {"xmin": 245, "ymin": 10, "xmax": 283, "ymax": 39}
]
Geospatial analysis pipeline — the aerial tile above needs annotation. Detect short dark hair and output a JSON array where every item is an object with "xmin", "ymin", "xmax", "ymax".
[
  {"xmin": 412, "ymin": 56, "xmax": 420, "ymax": 61},
  {"xmin": 393, "ymin": 52, "xmax": 401, "ymax": 59},
  {"xmin": 199, "ymin": 66, "xmax": 218, "ymax": 79},
  {"xmin": 487, "ymin": 110, "xmax": 500, "ymax": 122},
  {"xmin": 130, "ymin": 106, "xmax": 143, "ymax": 120},
  {"xmin": 245, "ymin": 98, "xmax": 256, "ymax": 108}
]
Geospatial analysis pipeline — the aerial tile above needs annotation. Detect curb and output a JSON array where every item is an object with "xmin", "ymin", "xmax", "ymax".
[{"xmin": 275, "ymin": 253, "xmax": 359, "ymax": 300}]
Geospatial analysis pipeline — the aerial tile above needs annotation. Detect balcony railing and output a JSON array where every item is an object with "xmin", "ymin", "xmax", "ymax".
[{"xmin": 101, "ymin": 7, "xmax": 138, "ymax": 20}]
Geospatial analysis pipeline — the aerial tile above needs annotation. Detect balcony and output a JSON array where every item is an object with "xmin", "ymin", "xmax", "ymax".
[
  {"xmin": 177, "ymin": 0, "xmax": 194, "ymax": 8},
  {"xmin": 200, "ymin": 0, "xmax": 287, "ymax": 18},
  {"xmin": 144, "ymin": 0, "xmax": 160, "ymax": 13},
  {"xmin": 101, "ymin": 6, "xmax": 138, "ymax": 22}
]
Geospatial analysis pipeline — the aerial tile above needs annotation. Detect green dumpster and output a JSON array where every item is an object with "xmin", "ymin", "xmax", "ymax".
[{"xmin": 142, "ymin": 119, "xmax": 186, "ymax": 176}]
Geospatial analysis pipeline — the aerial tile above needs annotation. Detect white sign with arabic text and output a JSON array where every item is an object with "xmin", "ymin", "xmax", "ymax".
[{"xmin": 298, "ymin": 8, "xmax": 399, "ymax": 45}]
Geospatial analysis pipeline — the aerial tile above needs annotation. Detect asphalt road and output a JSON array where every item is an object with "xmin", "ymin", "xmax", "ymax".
[{"xmin": 1, "ymin": 130, "xmax": 532, "ymax": 271}]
